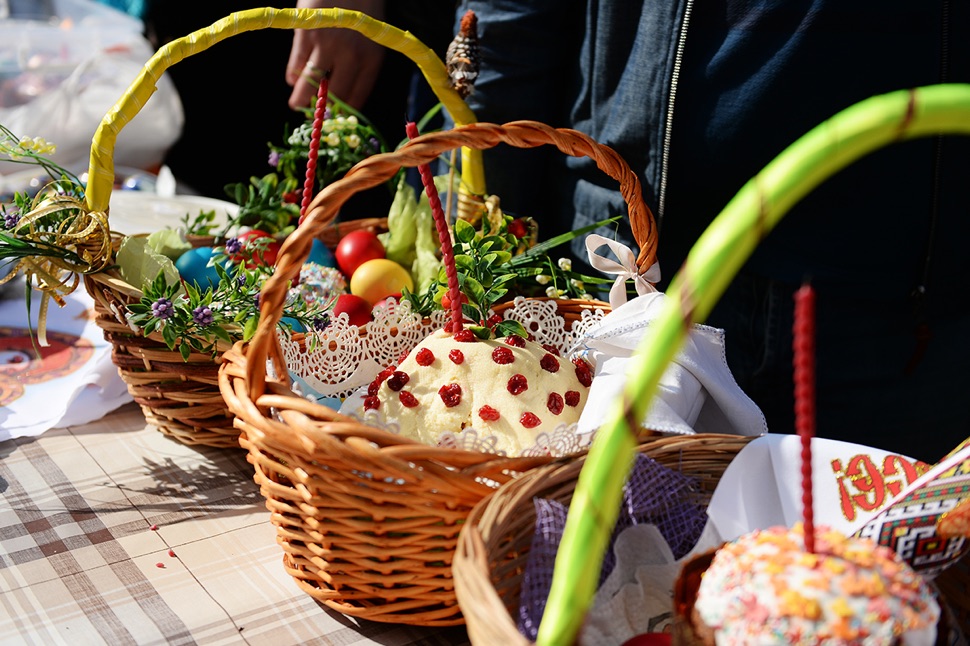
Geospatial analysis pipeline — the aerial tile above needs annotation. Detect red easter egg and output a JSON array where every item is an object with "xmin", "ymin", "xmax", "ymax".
[
  {"xmin": 233, "ymin": 229, "xmax": 281, "ymax": 267},
  {"xmin": 335, "ymin": 230, "xmax": 385, "ymax": 277},
  {"xmin": 332, "ymin": 293, "xmax": 373, "ymax": 326}
]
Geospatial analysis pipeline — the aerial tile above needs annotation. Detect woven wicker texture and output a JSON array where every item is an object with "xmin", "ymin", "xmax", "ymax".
[
  {"xmin": 77, "ymin": 7, "xmax": 482, "ymax": 448},
  {"xmin": 219, "ymin": 120, "xmax": 657, "ymax": 625},
  {"xmin": 452, "ymin": 434, "xmax": 751, "ymax": 644}
]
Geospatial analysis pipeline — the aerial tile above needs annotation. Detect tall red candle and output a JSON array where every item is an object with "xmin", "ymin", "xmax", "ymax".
[
  {"xmin": 405, "ymin": 121, "xmax": 463, "ymax": 333},
  {"xmin": 299, "ymin": 73, "xmax": 330, "ymax": 225},
  {"xmin": 793, "ymin": 283, "xmax": 816, "ymax": 553}
]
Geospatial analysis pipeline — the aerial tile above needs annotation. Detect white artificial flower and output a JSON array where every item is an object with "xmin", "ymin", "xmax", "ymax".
[
  {"xmin": 536, "ymin": 274, "xmax": 552, "ymax": 285},
  {"xmin": 557, "ymin": 257, "xmax": 572, "ymax": 272}
]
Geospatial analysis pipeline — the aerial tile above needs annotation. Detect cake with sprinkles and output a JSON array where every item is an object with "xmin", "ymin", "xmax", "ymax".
[
  {"xmin": 675, "ymin": 523, "xmax": 940, "ymax": 646},
  {"xmin": 361, "ymin": 328, "xmax": 593, "ymax": 455}
]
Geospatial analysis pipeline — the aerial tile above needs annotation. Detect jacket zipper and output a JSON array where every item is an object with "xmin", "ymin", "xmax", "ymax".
[
  {"xmin": 906, "ymin": 0, "xmax": 951, "ymax": 374},
  {"xmin": 657, "ymin": 0, "xmax": 694, "ymax": 230}
]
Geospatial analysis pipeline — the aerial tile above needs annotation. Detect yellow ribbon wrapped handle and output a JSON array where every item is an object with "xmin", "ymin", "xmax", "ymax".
[{"xmin": 85, "ymin": 7, "xmax": 484, "ymax": 214}]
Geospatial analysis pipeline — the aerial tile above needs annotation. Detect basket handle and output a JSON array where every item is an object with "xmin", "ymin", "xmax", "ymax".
[
  {"xmin": 83, "ymin": 7, "xmax": 484, "ymax": 215},
  {"xmin": 536, "ymin": 83, "xmax": 970, "ymax": 645},
  {"xmin": 244, "ymin": 120, "xmax": 659, "ymax": 400}
]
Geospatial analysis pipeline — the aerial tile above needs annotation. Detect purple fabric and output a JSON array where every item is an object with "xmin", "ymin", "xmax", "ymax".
[{"xmin": 517, "ymin": 453, "xmax": 708, "ymax": 640}]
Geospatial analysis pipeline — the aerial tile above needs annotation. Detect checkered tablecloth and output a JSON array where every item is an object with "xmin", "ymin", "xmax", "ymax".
[{"xmin": 0, "ymin": 403, "xmax": 469, "ymax": 645}]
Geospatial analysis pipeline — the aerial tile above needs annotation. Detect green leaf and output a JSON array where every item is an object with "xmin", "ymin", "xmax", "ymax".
[
  {"xmin": 469, "ymin": 325, "xmax": 492, "ymax": 340},
  {"xmin": 243, "ymin": 315, "xmax": 259, "ymax": 341},
  {"xmin": 462, "ymin": 276, "xmax": 486, "ymax": 306},
  {"xmin": 212, "ymin": 326, "xmax": 232, "ymax": 344},
  {"xmin": 179, "ymin": 342, "xmax": 191, "ymax": 361},
  {"xmin": 453, "ymin": 255, "xmax": 475, "ymax": 272},
  {"xmin": 494, "ymin": 320, "xmax": 528, "ymax": 339},
  {"xmin": 454, "ymin": 218, "xmax": 476, "ymax": 244},
  {"xmin": 161, "ymin": 324, "xmax": 177, "ymax": 350}
]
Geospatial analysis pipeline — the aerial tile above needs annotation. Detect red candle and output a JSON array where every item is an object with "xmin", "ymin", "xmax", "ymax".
[
  {"xmin": 299, "ymin": 73, "xmax": 330, "ymax": 225},
  {"xmin": 405, "ymin": 121, "xmax": 463, "ymax": 333},
  {"xmin": 793, "ymin": 283, "xmax": 816, "ymax": 553}
]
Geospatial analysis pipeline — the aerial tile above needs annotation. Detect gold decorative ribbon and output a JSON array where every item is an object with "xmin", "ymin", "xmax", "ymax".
[{"xmin": 1, "ymin": 190, "xmax": 111, "ymax": 346}]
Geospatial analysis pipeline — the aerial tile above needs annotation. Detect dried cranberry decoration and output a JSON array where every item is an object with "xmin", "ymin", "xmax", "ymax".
[
  {"xmin": 448, "ymin": 349, "xmax": 465, "ymax": 364},
  {"xmin": 386, "ymin": 370, "xmax": 410, "ymax": 391},
  {"xmin": 540, "ymin": 353, "xmax": 560, "ymax": 373},
  {"xmin": 504, "ymin": 335, "xmax": 526, "ymax": 348},
  {"xmin": 492, "ymin": 347, "xmax": 514, "ymax": 365},
  {"xmin": 454, "ymin": 329, "xmax": 477, "ymax": 343},
  {"xmin": 363, "ymin": 395, "xmax": 380, "ymax": 410},
  {"xmin": 520, "ymin": 412, "xmax": 541, "ymax": 428},
  {"xmin": 399, "ymin": 391, "xmax": 419, "ymax": 408},
  {"xmin": 573, "ymin": 358, "xmax": 593, "ymax": 387},
  {"xmin": 565, "ymin": 390, "xmax": 581, "ymax": 407},
  {"xmin": 507, "ymin": 374, "xmax": 528, "ymax": 395},
  {"xmin": 547, "ymin": 392, "xmax": 564, "ymax": 415},
  {"xmin": 478, "ymin": 405, "xmax": 500, "ymax": 421},
  {"xmin": 438, "ymin": 383, "xmax": 462, "ymax": 407},
  {"xmin": 415, "ymin": 348, "xmax": 435, "ymax": 366}
]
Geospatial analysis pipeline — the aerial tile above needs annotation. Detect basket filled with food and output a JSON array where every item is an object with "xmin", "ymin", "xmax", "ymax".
[{"xmin": 450, "ymin": 84, "xmax": 970, "ymax": 645}]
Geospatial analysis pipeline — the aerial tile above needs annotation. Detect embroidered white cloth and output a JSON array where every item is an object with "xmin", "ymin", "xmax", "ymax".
[
  {"xmin": 0, "ymin": 278, "xmax": 131, "ymax": 440},
  {"xmin": 574, "ymin": 290, "xmax": 767, "ymax": 437}
]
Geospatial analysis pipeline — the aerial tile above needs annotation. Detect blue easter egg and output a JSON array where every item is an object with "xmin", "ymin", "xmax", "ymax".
[
  {"xmin": 308, "ymin": 238, "xmax": 337, "ymax": 268},
  {"xmin": 175, "ymin": 246, "xmax": 224, "ymax": 288},
  {"xmin": 281, "ymin": 316, "xmax": 305, "ymax": 332}
]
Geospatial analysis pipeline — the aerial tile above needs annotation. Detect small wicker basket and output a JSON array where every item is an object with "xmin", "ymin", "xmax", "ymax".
[
  {"xmin": 452, "ymin": 434, "xmax": 752, "ymax": 645},
  {"xmin": 218, "ymin": 120, "xmax": 658, "ymax": 625},
  {"xmin": 77, "ymin": 8, "xmax": 481, "ymax": 448}
]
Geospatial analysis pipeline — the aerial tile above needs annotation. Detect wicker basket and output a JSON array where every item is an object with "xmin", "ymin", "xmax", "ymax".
[
  {"xmin": 76, "ymin": 7, "xmax": 486, "ymax": 448},
  {"xmin": 218, "ymin": 120, "xmax": 658, "ymax": 625},
  {"xmin": 452, "ymin": 434, "xmax": 752, "ymax": 645},
  {"xmin": 452, "ymin": 85, "xmax": 970, "ymax": 645}
]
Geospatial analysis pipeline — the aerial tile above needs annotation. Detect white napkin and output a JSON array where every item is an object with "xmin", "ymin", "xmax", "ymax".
[
  {"xmin": 0, "ymin": 278, "xmax": 131, "ymax": 440},
  {"xmin": 579, "ymin": 521, "xmax": 725, "ymax": 646},
  {"xmin": 574, "ymin": 291, "xmax": 767, "ymax": 437}
]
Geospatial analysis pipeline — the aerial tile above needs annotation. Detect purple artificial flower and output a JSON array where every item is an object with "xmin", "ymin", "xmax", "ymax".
[
  {"xmin": 323, "ymin": 108, "xmax": 333, "ymax": 120},
  {"xmin": 312, "ymin": 314, "xmax": 331, "ymax": 331},
  {"xmin": 2, "ymin": 209, "xmax": 20, "ymax": 229},
  {"xmin": 151, "ymin": 297, "xmax": 174, "ymax": 320},
  {"xmin": 224, "ymin": 237, "xmax": 243, "ymax": 256},
  {"xmin": 368, "ymin": 137, "xmax": 380, "ymax": 152},
  {"xmin": 192, "ymin": 305, "xmax": 214, "ymax": 327},
  {"xmin": 268, "ymin": 151, "xmax": 281, "ymax": 167}
]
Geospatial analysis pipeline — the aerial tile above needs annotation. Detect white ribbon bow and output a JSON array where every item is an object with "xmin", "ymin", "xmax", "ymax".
[{"xmin": 585, "ymin": 234, "xmax": 660, "ymax": 308}]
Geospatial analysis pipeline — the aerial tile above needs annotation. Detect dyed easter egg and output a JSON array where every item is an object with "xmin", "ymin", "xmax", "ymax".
[
  {"xmin": 308, "ymin": 238, "xmax": 337, "ymax": 268},
  {"xmin": 349, "ymin": 258, "xmax": 413, "ymax": 306},
  {"xmin": 175, "ymin": 246, "xmax": 224, "ymax": 288}
]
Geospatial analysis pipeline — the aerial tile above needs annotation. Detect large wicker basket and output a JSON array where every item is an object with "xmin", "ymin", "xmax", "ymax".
[
  {"xmin": 218, "ymin": 120, "xmax": 658, "ymax": 626},
  {"xmin": 77, "ymin": 8, "xmax": 484, "ymax": 448},
  {"xmin": 452, "ymin": 85, "xmax": 970, "ymax": 645}
]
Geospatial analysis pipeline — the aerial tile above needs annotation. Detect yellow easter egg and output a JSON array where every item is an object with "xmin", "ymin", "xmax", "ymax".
[{"xmin": 350, "ymin": 258, "xmax": 414, "ymax": 306}]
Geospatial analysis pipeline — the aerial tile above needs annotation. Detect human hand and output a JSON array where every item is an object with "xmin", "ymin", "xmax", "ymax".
[{"xmin": 286, "ymin": 0, "xmax": 386, "ymax": 111}]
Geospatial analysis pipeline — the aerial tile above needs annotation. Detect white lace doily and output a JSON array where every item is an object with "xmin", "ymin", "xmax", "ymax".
[{"xmin": 281, "ymin": 295, "xmax": 608, "ymax": 457}]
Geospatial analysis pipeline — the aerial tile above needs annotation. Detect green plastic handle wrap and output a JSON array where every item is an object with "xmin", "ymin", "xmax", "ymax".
[
  {"xmin": 84, "ymin": 7, "xmax": 483, "ymax": 215},
  {"xmin": 536, "ymin": 83, "xmax": 970, "ymax": 646}
]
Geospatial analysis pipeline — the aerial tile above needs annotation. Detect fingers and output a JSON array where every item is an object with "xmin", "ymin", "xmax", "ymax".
[{"xmin": 287, "ymin": 31, "xmax": 385, "ymax": 111}]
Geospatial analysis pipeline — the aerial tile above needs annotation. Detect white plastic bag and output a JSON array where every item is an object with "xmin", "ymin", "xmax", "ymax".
[{"xmin": 0, "ymin": 0, "xmax": 183, "ymax": 172}]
